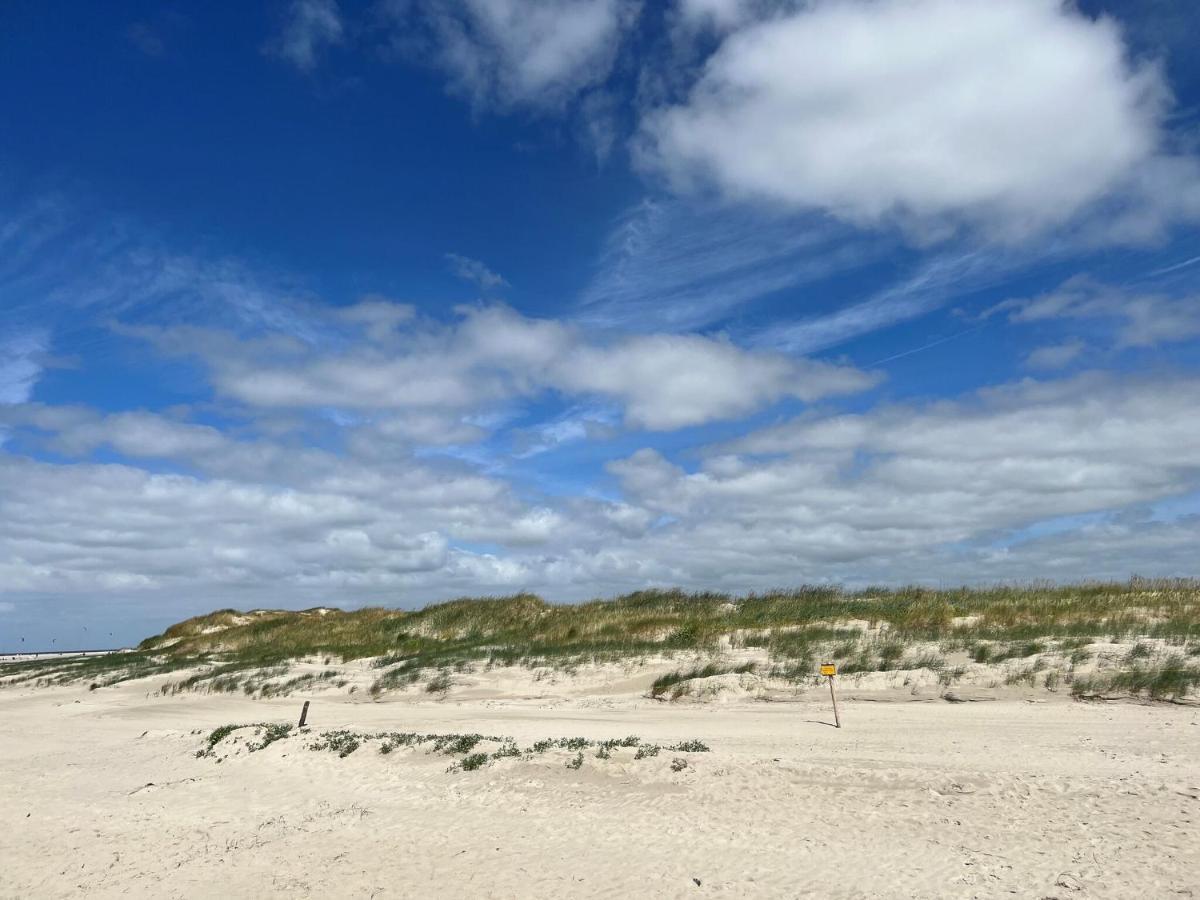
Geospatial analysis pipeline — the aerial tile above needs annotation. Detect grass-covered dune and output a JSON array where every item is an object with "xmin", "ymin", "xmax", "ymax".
[{"xmin": 4, "ymin": 579, "xmax": 1200, "ymax": 701}]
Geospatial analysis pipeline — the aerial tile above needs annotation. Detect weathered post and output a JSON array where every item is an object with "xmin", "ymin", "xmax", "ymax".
[
  {"xmin": 298, "ymin": 700, "xmax": 310, "ymax": 728},
  {"xmin": 820, "ymin": 663, "xmax": 840, "ymax": 728}
]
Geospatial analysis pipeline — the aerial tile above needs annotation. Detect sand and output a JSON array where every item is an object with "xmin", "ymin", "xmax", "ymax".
[{"xmin": 1, "ymin": 672, "xmax": 1197, "ymax": 899}]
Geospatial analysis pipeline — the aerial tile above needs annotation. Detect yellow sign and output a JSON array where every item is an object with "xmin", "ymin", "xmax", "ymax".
[{"xmin": 820, "ymin": 664, "xmax": 836, "ymax": 676}]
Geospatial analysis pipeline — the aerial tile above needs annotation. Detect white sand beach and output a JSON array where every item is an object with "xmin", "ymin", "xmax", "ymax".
[{"xmin": 2, "ymin": 672, "xmax": 1197, "ymax": 899}]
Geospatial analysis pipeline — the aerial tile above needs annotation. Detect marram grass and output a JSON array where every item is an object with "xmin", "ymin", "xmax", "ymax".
[{"xmin": 3, "ymin": 579, "xmax": 1199, "ymax": 700}]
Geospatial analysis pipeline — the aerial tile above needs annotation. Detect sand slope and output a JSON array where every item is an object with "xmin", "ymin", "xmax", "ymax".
[{"xmin": 1, "ymin": 679, "xmax": 1197, "ymax": 899}]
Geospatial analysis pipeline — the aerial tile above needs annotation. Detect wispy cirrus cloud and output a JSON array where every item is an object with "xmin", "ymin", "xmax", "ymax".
[
  {"xmin": 0, "ymin": 331, "xmax": 48, "ymax": 405},
  {"xmin": 749, "ymin": 246, "xmax": 1031, "ymax": 355},
  {"xmin": 264, "ymin": 0, "xmax": 345, "ymax": 72},
  {"xmin": 577, "ymin": 196, "xmax": 888, "ymax": 332},
  {"xmin": 990, "ymin": 275, "xmax": 1200, "ymax": 348},
  {"xmin": 0, "ymin": 193, "xmax": 325, "ymax": 348}
]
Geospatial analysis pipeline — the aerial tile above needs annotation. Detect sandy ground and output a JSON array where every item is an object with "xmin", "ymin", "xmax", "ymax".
[{"xmin": 1, "ymin": 675, "xmax": 1197, "ymax": 900}]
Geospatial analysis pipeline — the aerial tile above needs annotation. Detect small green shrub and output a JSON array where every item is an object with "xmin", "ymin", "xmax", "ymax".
[
  {"xmin": 1125, "ymin": 642, "xmax": 1153, "ymax": 662},
  {"xmin": 425, "ymin": 671, "xmax": 452, "ymax": 693},
  {"xmin": 309, "ymin": 730, "xmax": 361, "ymax": 757},
  {"xmin": 248, "ymin": 723, "xmax": 292, "ymax": 752},
  {"xmin": 461, "ymin": 752, "xmax": 489, "ymax": 771},
  {"xmin": 492, "ymin": 742, "xmax": 521, "ymax": 760}
]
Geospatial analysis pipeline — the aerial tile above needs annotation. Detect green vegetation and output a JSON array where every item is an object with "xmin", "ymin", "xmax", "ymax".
[
  {"xmin": 651, "ymin": 662, "xmax": 757, "ymax": 698},
  {"xmin": 1073, "ymin": 654, "xmax": 1200, "ymax": 701},
  {"xmin": 196, "ymin": 722, "xmax": 294, "ymax": 758},
  {"xmin": 461, "ymin": 752, "xmax": 490, "ymax": 771},
  {"xmin": 3, "ymin": 580, "xmax": 1199, "ymax": 703},
  {"xmin": 309, "ymin": 730, "xmax": 362, "ymax": 757},
  {"xmin": 197, "ymin": 726, "xmax": 711, "ymax": 773}
]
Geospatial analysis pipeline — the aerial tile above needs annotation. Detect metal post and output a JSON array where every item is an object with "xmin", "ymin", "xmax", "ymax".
[{"xmin": 828, "ymin": 675, "xmax": 840, "ymax": 728}]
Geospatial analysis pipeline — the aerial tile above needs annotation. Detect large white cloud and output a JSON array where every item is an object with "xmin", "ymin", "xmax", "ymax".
[
  {"xmin": 639, "ymin": 0, "xmax": 1190, "ymax": 239},
  {"xmin": 592, "ymin": 374, "xmax": 1200, "ymax": 584},
  {"xmin": 130, "ymin": 303, "xmax": 876, "ymax": 431}
]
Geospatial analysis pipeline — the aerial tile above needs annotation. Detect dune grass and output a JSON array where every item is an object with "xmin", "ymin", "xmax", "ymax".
[
  {"xmin": 1072, "ymin": 653, "xmax": 1200, "ymax": 701},
  {"xmin": 3, "ymin": 579, "xmax": 1199, "ymax": 700}
]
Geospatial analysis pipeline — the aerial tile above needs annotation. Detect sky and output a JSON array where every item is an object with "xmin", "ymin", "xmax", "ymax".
[{"xmin": 2, "ymin": 0, "xmax": 1200, "ymax": 650}]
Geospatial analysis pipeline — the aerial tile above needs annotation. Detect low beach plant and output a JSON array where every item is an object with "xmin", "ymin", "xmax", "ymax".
[{"xmin": 193, "ymin": 726, "xmax": 711, "ymax": 773}]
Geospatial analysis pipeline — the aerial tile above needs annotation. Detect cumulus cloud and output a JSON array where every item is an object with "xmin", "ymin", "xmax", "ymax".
[
  {"xmin": 265, "ymin": 0, "xmax": 344, "ymax": 72},
  {"xmin": 5, "ymin": 372, "xmax": 1200, "ymax": 613},
  {"xmin": 561, "ymin": 332, "xmax": 874, "ymax": 429},
  {"xmin": 0, "ymin": 442, "xmax": 640, "ymax": 601},
  {"xmin": 639, "ymin": 0, "xmax": 1194, "ymax": 240},
  {"xmin": 593, "ymin": 374, "xmax": 1200, "ymax": 584},
  {"xmin": 384, "ymin": 0, "xmax": 642, "ymax": 111},
  {"xmin": 994, "ymin": 276, "xmax": 1200, "ymax": 348},
  {"xmin": 130, "ymin": 302, "xmax": 876, "ymax": 430}
]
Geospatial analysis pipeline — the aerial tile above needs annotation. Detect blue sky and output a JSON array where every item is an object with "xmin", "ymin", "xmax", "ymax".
[{"xmin": 2, "ymin": 0, "xmax": 1200, "ymax": 649}]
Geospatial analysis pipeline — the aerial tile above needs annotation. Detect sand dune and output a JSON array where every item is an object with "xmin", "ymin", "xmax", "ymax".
[{"xmin": 2, "ymin": 670, "xmax": 1198, "ymax": 899}]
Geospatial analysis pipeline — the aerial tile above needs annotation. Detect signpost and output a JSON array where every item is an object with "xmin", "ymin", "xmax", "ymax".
[{"xmin": 820, "ymin": 663, "xmax": 840, "ymax": 728}]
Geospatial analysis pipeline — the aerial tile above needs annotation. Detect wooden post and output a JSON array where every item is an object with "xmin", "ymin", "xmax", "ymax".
[
  {"xmin": 828, "ymin": 675, "xmax": 841, "ymax": 729},
  {"xmin": 298, "ymin": 700, "xmax": 310, "ymax": 728},
  {"xmin": 820, "ymin": 663, "xmax": 840, "ymax": 728}
]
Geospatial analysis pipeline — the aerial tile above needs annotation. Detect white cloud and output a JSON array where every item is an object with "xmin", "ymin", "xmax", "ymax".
[
  {"xmin": 4, "ymin": 372, "xmax": 1200, "ymax": 612},
  {"xmin": 995, "ymin": 276, "xmax": 1200, "ymax": 348},
  {"xmin": 336, "ymin": 296, "xmax": 417, "ymax": 341},
  {"xmin": 578, "ymin": 197, "xmax": 883, "ymax": 331},
  {"xmin": 131, "ymin": 303, "xmax": 876, "ymax": 431},
  {"xmin": 639, "ymin": 0, "xmax": 1194, "ymax": 241},
  {"xmin": 561, "ymin": 332, "xmax": 876, "ymax": 429},
  {"xmin": 1024, "ymin": 340, "xmax": 1086, "ymax": 370},
  {"xmin": 592, "ymin": 373, "xmax": 1200, "ymax": 583},
  {"xmin": 387, "ymin": 0, "xmax": 642, "ymax": 111},
  {"xmin": 0, "ymin": 331, "xmax": 47, "ymax": 405},
  {"xmin": 673, "ymin": 0, "xmax": 791, "ymax": 34},
  {"xmin": 676, "ymin": 0, "xmax": 752, "ymax": 29},
  {"xmin": 512, "ymin": 406, "xmax": 618, "ymax": 457},
  {"xmin": 266, "ymin": 0, "xmax": 345, "ymax": 71},
  {"xmin": 445, "ymin": 253, "xmax": 509, "ymax": 291}
]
